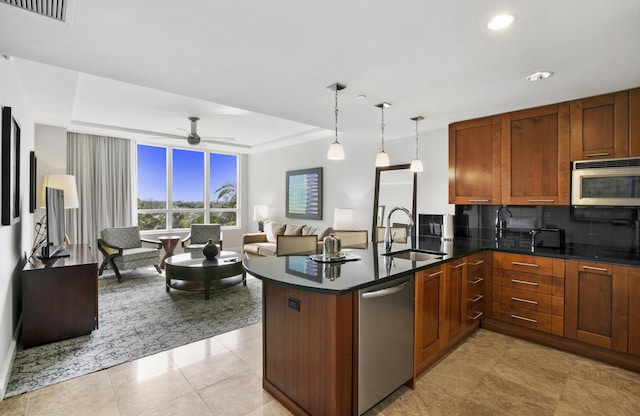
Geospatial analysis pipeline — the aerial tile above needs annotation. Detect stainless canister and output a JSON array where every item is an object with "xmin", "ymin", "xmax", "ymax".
[{"xmin": 323, "ymin": 234, "xmax": 341, "ymax": 260}]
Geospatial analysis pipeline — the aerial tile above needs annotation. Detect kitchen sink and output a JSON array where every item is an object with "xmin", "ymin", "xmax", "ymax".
[{"xmin": 382, "ymin": 249, "xmax": 445, "ymax": 261}]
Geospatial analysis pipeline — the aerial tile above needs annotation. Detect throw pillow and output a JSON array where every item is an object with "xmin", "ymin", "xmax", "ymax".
[
  {"xmin": 265, "ymin": 222, "xmax": 285, "ymax": 243},
  {"xmin": 284, "ymin": 224, "xmax": 304, "ymax": 235}
]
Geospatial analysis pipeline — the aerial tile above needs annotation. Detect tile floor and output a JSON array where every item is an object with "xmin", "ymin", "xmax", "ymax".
[{"xmin": 1, "ymin": 325, "xmax": 640, "ymax": 415}]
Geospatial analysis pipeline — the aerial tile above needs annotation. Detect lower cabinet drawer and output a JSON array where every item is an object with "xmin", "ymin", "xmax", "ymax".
[
  {"xmin": 498, "ymin": 287, "xmax": 552, "ymax": 314},
  {"xmin": 497, "ymin": 303, "xmax": 552, "ymax": 333}
]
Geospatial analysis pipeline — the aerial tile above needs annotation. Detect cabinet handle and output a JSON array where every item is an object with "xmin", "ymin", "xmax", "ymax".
[
  {"xmin": 511, "ymin": 261, "xmax": 539, "ymax": 268},
  {"xmin": 511, "ymin": 279, "xmax": 539, "ymax": 287},
  {"xmin": 581, "ymin": 265, "xmax": 608, "ymax": 272},
  {"xmin": 469, "ymin": 199, "xmax": 490, "ymax": 202},
  {"xmin": 468, "ymin": 277, "xmax": 484, "ymax": 284},
  {"xmin": 469, "ymin": 311, "xmax": 484, "ymax": 320},
  {"xmin": 511, "ymin": 314, "xmax": 538, "ymax": 323},
  {"xmin": 528, "ymin": 199, "xmax": 555, "ymax": 203},
  {"xmin": 470, "ymin": 260, "xmax": 485, "ymax": 266},
  {"xmin": 428, "ymin": 270, "xmax": 443, "ymax": 277},
  {"xmin": 586, "ymin": 152, "xmax": 611, "ymax": 157},
  {"xmin": 452, "ymin": 262, "xmax": 466, "ymax": 269},
  {"xmin": 511, "ymin": 296, "xmax": 538, "ymax": 305},
  {"xmin": 469, "ymin": 294, "xmax": 484, "ymax": 302}
]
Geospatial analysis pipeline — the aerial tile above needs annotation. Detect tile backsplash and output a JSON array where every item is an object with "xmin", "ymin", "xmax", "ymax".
[{"xmin": 452, "ymin": 205, "xmax": 639, "ymax": 252}]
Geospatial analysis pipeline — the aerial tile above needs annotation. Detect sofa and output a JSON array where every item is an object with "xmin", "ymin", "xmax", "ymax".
[{"xmin": 242, "ymin": 221, "xmax": 333, "ymax": 258}]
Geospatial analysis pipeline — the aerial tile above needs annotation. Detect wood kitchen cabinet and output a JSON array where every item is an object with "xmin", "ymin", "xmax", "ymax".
[
  {"xmin": 630, "ymin": 88, "xmax": 640, "ymax": 157},
  {"xmin": 492, "ymin": 252, "xmax": 565, "ymax": 336},
  {"xmin": 501, "ymin": 103, "xmax": 571, "ymax": 205},
  {"xmin": 414, "ymin": 264, "xmax": 446, "ymax": 375},
  {"xmin": 466, "ymin": 251, "xmax": 489, "ymax": 330},
  {"xmin": 629, "ymin": 265, "xmax": 640, "ymax": 356},
  {"xmin": 446, "ymin": 258, "xmax": 467, "ymax": 341},
  {"xmin": 565, "ymin": 260, "xmax": 629, "ymax": 352},
  {"xmin": 448, "ymin": 115, "xmax": 502, "ymax": 204},
  {"xmin": 570, "ymin": 91, "xmax": 630, "ymax": 160}
]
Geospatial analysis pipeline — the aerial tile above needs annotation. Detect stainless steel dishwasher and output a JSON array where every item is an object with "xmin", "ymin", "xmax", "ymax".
[{"xmin": 358, "ymin": 275, "xmax": 414, "ymax": 415}]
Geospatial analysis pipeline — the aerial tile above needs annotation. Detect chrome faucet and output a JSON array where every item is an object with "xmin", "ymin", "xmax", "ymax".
[
  {"xmin": 384, "ymin": 206, "xmax": 413, "ymax": 253},
  {"xmin": 495, "ymin": 205, "xmax": 512, "ymax": 239},
  {"xmin": 530, "ymin": 229, "xmax": 542, "ymax": 252}
]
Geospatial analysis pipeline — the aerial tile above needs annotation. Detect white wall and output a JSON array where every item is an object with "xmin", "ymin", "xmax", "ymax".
[
  {"xmin": 0, "ymin": 58, "xmax": 35, "ymax": 399},
  {"xmin": 246, "ymin": 127, "xmax": 454, "ymax": 236}
]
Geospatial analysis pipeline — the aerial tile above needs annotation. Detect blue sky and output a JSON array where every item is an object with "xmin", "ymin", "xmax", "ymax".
[{"xmin": 137, "ymin": 144, "xmax": 237, "ymax": 202}]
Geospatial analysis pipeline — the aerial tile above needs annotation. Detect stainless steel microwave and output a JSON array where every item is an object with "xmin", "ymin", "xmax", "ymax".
[{"xmin": 572, "ymin": 157, "xmax": 640, "ymax": 206}]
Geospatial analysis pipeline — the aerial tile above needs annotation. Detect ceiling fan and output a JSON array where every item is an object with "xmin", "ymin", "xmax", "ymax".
[{"xmin": 180, "ymin": 116, "xmax": 235, "ymax": 146}]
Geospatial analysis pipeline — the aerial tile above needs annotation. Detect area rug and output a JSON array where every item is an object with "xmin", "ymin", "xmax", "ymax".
[{"xmin": 4, "ymin": 268, "xmax": 262, "ymax": 398}]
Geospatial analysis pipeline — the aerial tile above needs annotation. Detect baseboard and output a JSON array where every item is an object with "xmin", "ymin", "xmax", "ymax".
[{"xmin": 0, "ymin": 315, "xmax": 21, "ymax": 400}]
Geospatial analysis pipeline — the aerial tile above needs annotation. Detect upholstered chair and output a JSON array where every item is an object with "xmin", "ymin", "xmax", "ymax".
[
  {"xmin": 181, "ymin": 224, "xmax": 222, "ymax": 253},
  {"xmin": 97, "ymin": 226, "xmax": 162, "ymax": 282},
  {"xmin": 376, "ymin": 226, "xmax": 408, "ymax": 243},
  {"xmin": 332, "ymin": 230, "xmax": 369, "ymax": 249}
]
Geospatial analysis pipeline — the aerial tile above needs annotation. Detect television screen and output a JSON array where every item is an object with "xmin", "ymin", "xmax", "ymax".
[{"xmin": 42, "ymin": 187, "xmax": 69, "ymax": 259}]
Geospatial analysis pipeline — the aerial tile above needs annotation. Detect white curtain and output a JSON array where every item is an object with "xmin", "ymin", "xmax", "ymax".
[{"xmin": 66, "ymin": 133, "xmax": 132, "ymax": 249}]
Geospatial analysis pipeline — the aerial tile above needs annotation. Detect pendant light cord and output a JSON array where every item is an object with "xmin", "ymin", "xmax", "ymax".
[
  {"xmin": 334, "ymin": 88, "xmax": 339, "ymax": 142},
  {"xmin": 414, "ymin": 118, "xmax": 419, "ymax": 158},
  {"xmin": 381, "ymin": 106, "xmax": 386, "ymax": 151}
]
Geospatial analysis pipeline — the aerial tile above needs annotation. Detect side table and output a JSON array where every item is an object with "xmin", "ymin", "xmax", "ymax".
[{"xmin": 159, "ymin": 235, "xmax": 181, "ymax": 269}]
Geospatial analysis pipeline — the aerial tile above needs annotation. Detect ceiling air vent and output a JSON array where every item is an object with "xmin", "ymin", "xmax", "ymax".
[{"xmin": 1, "ymin": 0, "xmax": 68, "ymax": 22}]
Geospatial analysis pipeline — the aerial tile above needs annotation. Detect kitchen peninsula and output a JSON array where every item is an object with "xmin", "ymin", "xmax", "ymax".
[
  {"xmin": 243, "ymin": 242, "xmax": 474, "ymax": 416},
  {"xmin": 245, "ymin": 237, "xmax": 640, "ymax": 415}
]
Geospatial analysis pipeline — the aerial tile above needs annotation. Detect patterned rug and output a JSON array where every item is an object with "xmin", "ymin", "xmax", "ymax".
[{"xmin": 5, "ymin": 268, "xmax": 262, "ymax": 398}]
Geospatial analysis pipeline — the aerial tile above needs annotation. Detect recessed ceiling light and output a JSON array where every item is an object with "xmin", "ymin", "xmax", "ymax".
[
  {"xmin": 488, "ymin": 14, "xmax": 515, "ymax": 30},
  {"xmin": 356, "ymin": 94, "xmax": 367, "ymax": 100},
  {"xmin": 526, "ymin": 71, "xmax": 554, "ymax": 82}
]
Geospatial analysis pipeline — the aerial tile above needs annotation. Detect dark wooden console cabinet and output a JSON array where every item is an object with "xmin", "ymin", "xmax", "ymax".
[{"xmin": 22, "ymin": 244, "xmax": 98, "ymax": 348}]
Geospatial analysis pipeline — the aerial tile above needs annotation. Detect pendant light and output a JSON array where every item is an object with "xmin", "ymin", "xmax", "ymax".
[
  {"xmin": 327, "ymin": 82, "xmax": 346, "ymax": 160},
  {"xmin": 410, "ymin": 116, "xmax": 424, "ymax": 172},
  {"xmin": 374, "ymin": 102, "xmax": 391, "ymax": 167}
]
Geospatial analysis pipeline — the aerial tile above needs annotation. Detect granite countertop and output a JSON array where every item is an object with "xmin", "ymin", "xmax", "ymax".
[{"xmin": 243, "ymin": 238, "xmax": 640, "ymax": 295}]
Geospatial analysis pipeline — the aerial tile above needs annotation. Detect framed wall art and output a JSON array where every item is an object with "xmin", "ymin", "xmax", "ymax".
[
  {"xmin": 2, "ymin": 106, "xmax": 21, "ymax": 225},
  {"xmin": 286, "ymin": 167, "xmax": 322, "ymax": 220},
  {"xmin": 29, "ymin": 151, "xmax": 37, "ymax": 213}
]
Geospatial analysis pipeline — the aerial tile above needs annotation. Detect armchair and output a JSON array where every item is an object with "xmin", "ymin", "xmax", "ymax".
[
  {"xmin": 97, "ymin": 226, "xmax": 162, "ymax": 282},
  {"xmin": 181, "ymin": 224, "xmax": 222, "ymax": 253}
]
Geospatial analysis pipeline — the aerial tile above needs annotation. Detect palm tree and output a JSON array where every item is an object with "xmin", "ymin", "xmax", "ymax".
[{"xmin": 213, "ymin": 180, "xmax": 237, "ymax": 208}]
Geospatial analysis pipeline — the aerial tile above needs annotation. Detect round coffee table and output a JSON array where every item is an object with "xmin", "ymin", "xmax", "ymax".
[
  {"xmin": 159, "ymin": 235, "xmax": 181, "ymax": 269},
  {"xmin": 165, "ymin": 251, "xmax": 245, "ymax": 300}
]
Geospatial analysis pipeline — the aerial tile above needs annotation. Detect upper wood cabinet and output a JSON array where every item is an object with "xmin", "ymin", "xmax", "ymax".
[
  {"xmin": 570, "ymin": 91, "xmax": 629, "ymax": 160},
  {"xmin": 448, "ymin": 116, "xmax": 501, "ymax": 204},
  {"xmin": 630, "ymin": 88, "xmax": 640, "ymax": 157},
  {"xmin": 501, "ymin": 103, "xmax": 571, "ymax": 205}
]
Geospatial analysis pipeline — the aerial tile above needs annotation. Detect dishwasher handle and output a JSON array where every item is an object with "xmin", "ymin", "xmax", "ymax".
[{"xmin": 361, "ymin": 280, "xmax": 409, "ymax": 299}]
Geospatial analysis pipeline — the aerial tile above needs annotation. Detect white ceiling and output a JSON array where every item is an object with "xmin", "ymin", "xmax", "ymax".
[{"xmin": 1, "ymin": 1, "xmax": 639, "ymax": 154}]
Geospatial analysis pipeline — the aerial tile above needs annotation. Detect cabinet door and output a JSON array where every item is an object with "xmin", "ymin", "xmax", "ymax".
[
  {"xmin": 629, "ymin": 266, "xmax": 640, "ymax": 356},
  {"xmin": 630, "ymin": 88, "xmax": 640, "ymax": 157},
  {"xmin": 501, "ymin": 103, "xmax": 571, "ymax": 205},
  {"xmin": 449, "ymin": 116, "xmax": 501, "ymax": 204},
  {"xmin": 446, "ymin": 258, "xmax": 467, "ymax": 341},
  {"xmin": 415, "ymin": 265, "xmax": 446, "ymax": 372},
  {"xmin": 570, "ymin": 91, "xmax": 629, "ymax": 160},
  {"xmin": 565, "ymin": 260, "xmax": 629, "ymax": 352}
]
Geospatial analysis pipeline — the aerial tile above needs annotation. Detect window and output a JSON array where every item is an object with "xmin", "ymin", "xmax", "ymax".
[{"xmin": 136, "ymin": 144, "xmax": 239, "ymax": 231}]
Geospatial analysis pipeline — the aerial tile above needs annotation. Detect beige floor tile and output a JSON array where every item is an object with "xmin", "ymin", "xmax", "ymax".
[
  {"xmin": 568, "ymin": 355, "xmax": 640, "ymax": 398},
  {"xmin": 111, "ymin": 366, "xmax": 196, "ymax": 416},
  {"xmin": 198, "ymin": 369, "xmax": 273, "ymax": 416},
  {"xmin": 556, "ymin": 376, "xmax": 640, "ymax": 416},
  {"xmin": 166, "ymin": 337, "xmax": 229, "ymax": 367},
  {"xmin": 416, "ymin": 358, "xmax": 487, "ymax": 399},
  {"xmin": 138, "ymin": 392, "xmax": 213, "ymax": 416},
  {"xmin": 228, "ymin": 340, "xmax": 263, "ymax": 377},
  {"xmin": 244, "ymin": 399, "xmax": 294, "ymax": 416},
  {"xmin": 216, "ymin": 322, "xmax": 262, "ymax": 349},
  {"xmin": 442, "ymin": 329, "xmax": 512, "ymax": 372},
  {"xmin": 107, "ymin": 351, "xmax": 177, "ymax": 388},
  {"xmin": 0, "ymin": 393, "xmax": 27, "ymax": 416},
  {"xmin": 177, "ymin": 348, "xmax": 252, "ymax": 390},
  {"xmin": 365, "ymin": 385, "xmax": 438, "ymax": 416},
  {"xmin": 463, "ymin": 373, "xmax": 557, "ymax": 416}
]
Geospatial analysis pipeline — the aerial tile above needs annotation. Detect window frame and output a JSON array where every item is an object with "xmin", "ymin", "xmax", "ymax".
[{"xmin": 134, "ymin": 142, "xmax": 241, "ymax": 232}]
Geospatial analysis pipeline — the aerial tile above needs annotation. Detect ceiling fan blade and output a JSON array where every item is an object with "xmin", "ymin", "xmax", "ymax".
[{"xmin": 200, "ymin": 137, "xmax": 235, "ymax": 142}]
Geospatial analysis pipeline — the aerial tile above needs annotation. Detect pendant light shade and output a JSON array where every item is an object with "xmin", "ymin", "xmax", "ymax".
[
  {"xmin": 374, "ymin": 102, "xmax": 391, "ymax": 167},
  {"xmin": 327, "ymin": 82, "xmax": 346, "ymax": 160},
  {"xmin": 409, "ymin": 116, "xmax": 424, "ymax": 173}
]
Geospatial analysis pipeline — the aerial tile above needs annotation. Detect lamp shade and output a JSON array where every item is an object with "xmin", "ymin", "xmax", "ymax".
[
  {"xmin": 327, "ymin": 141, "xmax": 345, "ymax": 160},
  {"xmin": 375, "ymin": 151, "xmax": 390, "ymax": 167},
  {"xmin": 253, "ymin": 204, "xmax": 268, "ymax": 222},
  {"xmin": 333, "ymin": 208, "xmax": 354, "ymax": 230},
  {"xmin": 410, "ymin": 159, "xmax": 424, "ymax": 173},
  {"xmin": 40, "ymin": 174, "xmax": 80, "ymax": 209}
]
